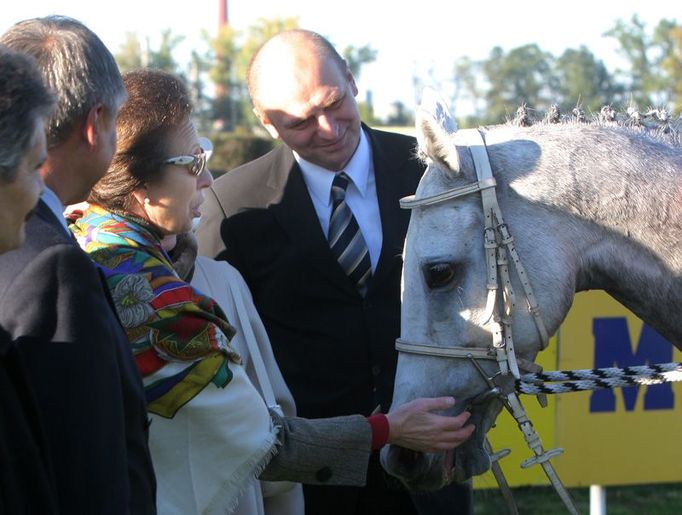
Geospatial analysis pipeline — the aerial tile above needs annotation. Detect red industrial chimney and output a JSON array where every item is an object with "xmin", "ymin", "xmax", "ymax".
[
  {"xmin": 215, "ymin": 0, "xmax": 231, "ymax": 131},
  {"xmin": 219, "ymin": 0, "xmax": 228, "ymax": 30}
]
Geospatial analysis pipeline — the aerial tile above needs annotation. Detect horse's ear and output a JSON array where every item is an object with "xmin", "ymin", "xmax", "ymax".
[{"xmin": 416, "ymin": 87, "xmax": 461, "ymax": 173}]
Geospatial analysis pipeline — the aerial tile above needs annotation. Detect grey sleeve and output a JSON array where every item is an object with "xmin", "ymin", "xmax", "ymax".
[{"xmin": 259, "ymin": 411, "xmax": 372, "ymax": 486}]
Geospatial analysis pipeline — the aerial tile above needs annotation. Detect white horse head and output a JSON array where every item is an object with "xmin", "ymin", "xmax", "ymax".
[{"xmin": 381, "ymin": 88, "xmax": 682, "ymax": 491}]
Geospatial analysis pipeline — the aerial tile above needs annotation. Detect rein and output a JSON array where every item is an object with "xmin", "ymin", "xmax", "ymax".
[{"xmin": 518, "ymin": 362, "xmax": 682, "ymax": 394}]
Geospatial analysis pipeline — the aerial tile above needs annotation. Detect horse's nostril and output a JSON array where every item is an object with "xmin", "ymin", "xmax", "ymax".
[{"xmin": 397, "ymin": 448, "xmax": 423, "ymax": 468}]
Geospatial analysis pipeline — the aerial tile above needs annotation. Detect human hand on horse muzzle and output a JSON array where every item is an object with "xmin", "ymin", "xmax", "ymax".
[{"xmin": 385, "ymin": 397, "xmax": 475, "ymax": 453}]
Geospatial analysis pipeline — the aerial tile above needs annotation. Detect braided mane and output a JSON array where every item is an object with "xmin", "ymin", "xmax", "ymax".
[{"xmin": 505, "ymin": 103, "xmax": 682, "ymax": 146}]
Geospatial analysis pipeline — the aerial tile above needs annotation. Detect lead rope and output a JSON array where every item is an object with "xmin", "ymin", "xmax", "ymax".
[{"xmin": 517, "ymin": 362, "xmax": 682, "ymax": 394}]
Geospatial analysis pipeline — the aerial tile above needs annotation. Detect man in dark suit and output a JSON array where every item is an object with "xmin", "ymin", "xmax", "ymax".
[
  {"xmin": 0, "ymin": 44, "xmax": 58, "ymax": 515},
  {"xmin": 197, "ymin": 29, "xmax": 472, "ymax": 515},
  {"xmin": 0, "ymin": 16, "xmax": 156, "ymax": 515}
]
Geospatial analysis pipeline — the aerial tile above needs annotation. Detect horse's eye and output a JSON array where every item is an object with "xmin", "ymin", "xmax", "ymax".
[{"xmin": 423, "ymin": 262, "xmax": 455, "ymax": 289}]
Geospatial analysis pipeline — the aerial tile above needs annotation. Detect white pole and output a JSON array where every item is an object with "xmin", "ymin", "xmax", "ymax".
[{"xmin": 589, "ymin": 485, "xmax": 606, "ymax": 515}]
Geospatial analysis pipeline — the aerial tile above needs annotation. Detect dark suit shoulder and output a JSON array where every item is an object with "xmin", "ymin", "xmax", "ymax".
[
  {"xmin": 0, "ymin": 202, "xmax": 119, "ymax": 343},
  {"xmin": 0, "ymin": 240, "xmax": 112, "ymax": 342},
  {"xmin": 365, "ymin": 126, "xmax": 418, "ymax": 157},
  {"xmin": 362, "ymin": 126, "xmax": 423, "ymax": 182},
  {"xmin": 367, "ymin": 126, "xmax": 417, "ymax": 146},
  {"xmin": 0, "ymin": 234, "xmax": 96, "ymax": 291},
  {"xmin": 0, "ymin": 204, "xmax": 78, "ymax": 286}
]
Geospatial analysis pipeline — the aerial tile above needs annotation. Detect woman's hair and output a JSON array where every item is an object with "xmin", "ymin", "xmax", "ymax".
[
  {"xmin": 0, "ymin": 45, "xmax": 55, "ymax": 182},
  {"xmin": 0, "ymin": 16, "xmax": 125, "ymax": 149},
  {"xmin": 89, "ymin": 69, "xmax": 193, "ymax": 211}
]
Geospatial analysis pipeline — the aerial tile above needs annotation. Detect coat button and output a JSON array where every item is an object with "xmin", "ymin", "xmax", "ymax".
[
  {"xmin": 371, "ymin": 365, "xmax": 381, "ymax": 376},
  {"xmin": 315, "ymin": 466, "xmax": 333, "ymax": 482}
]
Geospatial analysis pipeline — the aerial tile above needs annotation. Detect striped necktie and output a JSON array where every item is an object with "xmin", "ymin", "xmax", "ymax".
[{"xmin": 328, "ymin": 172, "xmax": 371, "ymax": 295}]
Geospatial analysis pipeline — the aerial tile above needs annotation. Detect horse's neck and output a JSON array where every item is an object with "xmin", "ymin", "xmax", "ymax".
[
  {"xmin": 573, "ymin": 168, "xmax": 682, "ymax": 273},
  {"xmin": 579, "ymin": 229, "xmax": 682, "ymax": 348},
  {"xmin": 499, "ymin": 126, "xmax": 682, "ymax": 347},
  {"xmin": 502, "ymin": 127, "xmax": 681, "ymax": 268},
  {"xmin": 548, "ymin": 181, "xmax": 681, "ymax": 348}
]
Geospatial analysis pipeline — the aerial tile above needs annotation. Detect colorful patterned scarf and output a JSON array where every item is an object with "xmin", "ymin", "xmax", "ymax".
[{"xmin": 70, "ymin": 204, "xmax": 240, "ymax": 418}]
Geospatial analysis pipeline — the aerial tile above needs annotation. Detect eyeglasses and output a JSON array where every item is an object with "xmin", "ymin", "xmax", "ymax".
[{"xmin": 163, "ymin": 137, "xmax": 213, "ymax": 176}]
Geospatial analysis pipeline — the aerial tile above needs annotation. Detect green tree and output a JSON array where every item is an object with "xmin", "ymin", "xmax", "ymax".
[
  {"xmin": 342, "ymin": 44, "xmax": 377, "ymax": 79},
  {"xmin": 604, "ymin": 15, "xmax": 659, "ymax": 107},
  {"xmin": 148, "ymin": 29, "xmax": 184, "ymax": 73},
  {"xmin": 553, "ymin": 46, "xmax": 622, "ymax": 113},
  {"xmin": 115, "ymin": 32, "xmax": 143, "ymax": 73},
  {"xmin": 114, "ymin": 29, "xmax": 184, "ymax": 74},
  {"xmin": 482, "ymin": 44, "xmax": 554, "ymax": 124},
  {"xmin": 342, "ymin": 43, "xmax": 377, "ymax": 124},
  {"xmin": 386, "ymin": 101, "xmax": 414, "ymax": 126},
  {"xmin": 188, "ymin": 48, "xmax": 212, "ymax": 132},
  {"xmin": 605, "ymin": 16, "xmax": 682, "ymax": 110},
  {"xmin": 653, "ymin": 19, "xmax": 682, "ymax": 111},
  {"xmin": 207, "ymin": 25, "xmax": 241, "ymax": 130},
  {"xmin": 451, "ymin": 56, "xmax": 484, "ymax": 127},
  {"xmin": 660, "ymin": 25, "xmax": 682, "ymax": 111},
  {"xmin": 444, "ymin": 16, "xmax": 682, "ymax": 127}
]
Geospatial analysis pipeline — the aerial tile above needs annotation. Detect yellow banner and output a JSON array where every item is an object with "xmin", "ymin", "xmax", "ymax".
[{"xmin": 475, "ymin": 291, "xmax": 682, "ymax": 488}]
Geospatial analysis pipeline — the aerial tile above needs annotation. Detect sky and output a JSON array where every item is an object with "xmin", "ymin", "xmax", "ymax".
[{"xmin": 2, "ymin": 0, "xmax": 678, "ymax": 119}]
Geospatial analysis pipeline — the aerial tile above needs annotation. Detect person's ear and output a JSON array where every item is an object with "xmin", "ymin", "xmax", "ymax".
[
  {"xmin": 254, "ymin": 107, "xmax": 280, "ymax": 140},
  {"xmin": 83, "ymin": 103, "xmax": 105, "ymax": 147},
  {"xmin": 131, "ymin": 187, "xmax": 149, "ymax": 209},
  {"xmin": 262, "ymin": 122, "xmax": 280, "ymax": 140},
  {"xmin": 345, "ymin": 66, "xmax": 359, "ymax": 97}
]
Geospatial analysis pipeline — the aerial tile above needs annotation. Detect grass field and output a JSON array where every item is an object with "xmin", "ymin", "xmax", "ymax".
[{"xmin": 473, "ymin": 483, "xmax": 682, "ymax": 514}]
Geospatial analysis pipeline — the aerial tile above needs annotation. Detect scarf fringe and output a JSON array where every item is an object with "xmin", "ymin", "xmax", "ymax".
[{"xmin": 206, "ymin": 422, "xmax": 282, "ymax": 515}]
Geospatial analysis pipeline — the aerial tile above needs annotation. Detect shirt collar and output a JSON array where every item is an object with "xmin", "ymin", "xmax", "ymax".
[
  {"xmin": 40, "ymin": 186, "xmax": 69, "ymax": 233},
  {"xmin": 295, "ymin": 128, "xmax": 373, "ymax": 206}
]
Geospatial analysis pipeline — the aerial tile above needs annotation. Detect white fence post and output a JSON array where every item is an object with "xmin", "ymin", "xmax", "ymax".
[{"xmin": 589, "ymin": 485, "xmax": 606, "ymax": 515}]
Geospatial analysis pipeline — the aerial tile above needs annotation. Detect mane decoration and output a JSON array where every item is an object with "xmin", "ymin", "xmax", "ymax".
[{"xmin": 505, "ymin": 102, "xmax": 682, "ymax": 146}]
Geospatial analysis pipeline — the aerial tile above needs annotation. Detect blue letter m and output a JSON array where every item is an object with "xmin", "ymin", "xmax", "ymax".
[{"xmin": 590, "ymin": 318, "xmax": 673, "ymax": 412}]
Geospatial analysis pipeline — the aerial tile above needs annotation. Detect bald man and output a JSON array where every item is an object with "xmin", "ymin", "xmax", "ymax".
[{"xmin": 197, "ymin": 29, "xmax": 472, "ymax": 515}]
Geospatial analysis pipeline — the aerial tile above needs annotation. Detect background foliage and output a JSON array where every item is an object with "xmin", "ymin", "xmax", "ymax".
[{"xmin": 114, "ymin": 14, "xmax": 682, "ymax": 168}]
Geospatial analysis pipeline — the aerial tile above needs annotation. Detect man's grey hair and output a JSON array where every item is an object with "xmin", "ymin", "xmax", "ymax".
[
  {"xmin": 0, "ymin": 15, "xmax": 125, "ymax": 149},
  {"xmin": 0, "ymin": 45, "xmax": 55, "ymax": 182}
]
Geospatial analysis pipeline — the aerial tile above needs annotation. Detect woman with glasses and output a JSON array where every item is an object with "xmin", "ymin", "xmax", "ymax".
[
  {"xmin": 70, "ymin": 70, "xmax": 272, "ymax": 515},
  {"xmin": 70, "ymin": 69, "xmax": 473, "ymax": 515}
]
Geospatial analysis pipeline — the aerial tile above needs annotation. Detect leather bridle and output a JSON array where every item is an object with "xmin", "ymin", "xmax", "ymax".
[
  {"xmin": 397, "ymin": 128, "xmax": 549, "ymax": 378},
  {"xmin": 395, "ymin": 128, "xmax": 579, "ymax": 515}
]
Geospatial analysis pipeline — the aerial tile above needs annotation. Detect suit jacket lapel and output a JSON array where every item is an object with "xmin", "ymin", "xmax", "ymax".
[{"xmin": 268, "ymin": 146, "xmax": 359, "ymax": 296}]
